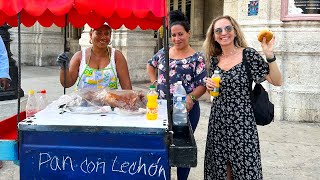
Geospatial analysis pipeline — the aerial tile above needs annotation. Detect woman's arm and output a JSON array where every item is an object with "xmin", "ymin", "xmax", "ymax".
[
  {"xmin": 186, "ymin": 85, "xmax": 207, "ymax": 111},
  {"xmin": 265, "ymin": 60, "xmax": 282, "ymax": 86},
  {"xmin": 114, "ymin": 50, "xmax": 132, "ymax": 90},
  {"xmin": 186, "ymin": 53, "xmax": 208, "ymax": 111},
  {"xmin": 146, "ymin": 64, "xmax": 157, "ymax": 84},
  {"xmin": 59, "ymin": 51, "xmax": 81, "ymax": 88},
  {"xmin": 261, "ymin": 36, "xmax": 282, "ymax": 86}
]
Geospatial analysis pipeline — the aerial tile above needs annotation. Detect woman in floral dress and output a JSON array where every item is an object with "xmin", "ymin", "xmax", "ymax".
[
  {"xmin": 147, "ymin": 10, "xmax": 207, "ymax": 180},
  {"xmin": 203, "ymin": 16, "xmax": 282, "ymax": 179}
]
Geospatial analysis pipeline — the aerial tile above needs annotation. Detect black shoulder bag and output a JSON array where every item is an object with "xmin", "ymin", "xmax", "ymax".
[{"xmin": 243, "ymin": 59, "xmax": 274, "ymax": 126}]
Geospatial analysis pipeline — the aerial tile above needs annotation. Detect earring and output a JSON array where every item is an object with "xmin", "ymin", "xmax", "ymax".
[{"xmin": 89, "ymin": 39, "xmax": 92, "ymax": 44}]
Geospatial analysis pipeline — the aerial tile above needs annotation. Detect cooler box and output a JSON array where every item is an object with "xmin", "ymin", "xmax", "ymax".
[{"xmin": 18, "ymin": 100, "xmax": 170, "ymax": 180}]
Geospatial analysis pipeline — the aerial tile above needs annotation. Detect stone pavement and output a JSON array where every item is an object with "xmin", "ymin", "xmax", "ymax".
[{"xmin": 0, "ymin": 66, "xmax": 319, "ymax": 180}]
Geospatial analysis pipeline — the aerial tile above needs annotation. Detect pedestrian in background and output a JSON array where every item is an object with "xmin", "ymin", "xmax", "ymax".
[
  {"xmin": 147, "ymin": 10, "xmax": 207, "ymax": 180},
  {"xmin": 0, "ymin": 36, "xmax": 11, "ymax": 92},
  {"xmin": 203, "ymin": 15, "xmax": 282, "ymax": 179},
  {"xmin": 0, "ymin": 36, "xmax": 11, "ymax": 169}
]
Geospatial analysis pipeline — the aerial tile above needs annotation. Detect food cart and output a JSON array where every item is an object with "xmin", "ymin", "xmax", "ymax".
[{"xmin": 0, "ymin": 0, "xmax": 197, "ymax": 179}]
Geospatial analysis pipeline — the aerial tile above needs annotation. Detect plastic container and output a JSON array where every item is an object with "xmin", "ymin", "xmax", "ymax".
[
  {"xmin": 173, "ymin": 81, "xmax": 186, "ymax": 105},
  {"xmin": 146, "ymin": 85, "xmax": 158, "ymax": 120},
  {"xmin": 210, "ymin": 70, "xmax": 221, "ymax": 97},
  {"xmin": 173, "ymin": 96, "xmax": 188, "ymax": 126},
  {"xmin": 37, "ymin": 89, "xmax": 48, "ymax": 111},
  {"xmin": 26, "ymin": 90, "xmax": 38, "ymax": 118}
]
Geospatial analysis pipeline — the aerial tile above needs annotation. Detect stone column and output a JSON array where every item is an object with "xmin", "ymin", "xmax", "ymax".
[
  {"xmin": 189, "ymin": 0, "xmax": 205, "ymax": 52},
  {"xmin": 204, "ymin": 0, "xmax": 224, "ymax": 34},
  {"xmin": 191, "ymin": 0, "xmax": 204, "ymax": 39},
  {"xmin": 79, "ymin": 24, "xmax": 91, "ymax": 51},
  {"xmin": 113, "ymin": 28, "xmax": 156, "ymax": 83}
]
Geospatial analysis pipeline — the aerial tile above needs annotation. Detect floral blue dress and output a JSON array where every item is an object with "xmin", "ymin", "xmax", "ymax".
[
  {"xmin": 147, "ymin": 48, "xmax": 207, "ymax": 99},
  {"xmin": 204, "ymin": 47, "xmax": 269, "ymax": 180}
]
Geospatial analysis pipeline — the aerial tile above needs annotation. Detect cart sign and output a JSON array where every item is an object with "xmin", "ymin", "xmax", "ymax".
[
  {"xmin": 37, "ymin": 153, "xmax": 166, "ymax": 178},
  {"xmin": 19, "ymin": 130, "xmax": 170, "ymax": 180}
]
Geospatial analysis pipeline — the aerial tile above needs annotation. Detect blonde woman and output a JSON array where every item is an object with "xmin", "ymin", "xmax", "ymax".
[{"xmin": 203, "ymin": 15, "xmax": 282, "ymax": 179}]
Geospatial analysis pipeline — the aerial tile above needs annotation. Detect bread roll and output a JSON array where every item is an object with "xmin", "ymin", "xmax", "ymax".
[{"xmin": 257, "ymin": 29, "xmax": 273, "ymax": 43}]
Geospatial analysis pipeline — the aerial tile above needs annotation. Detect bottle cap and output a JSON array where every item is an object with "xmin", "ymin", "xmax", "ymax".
[
  {"xmin": 214, "ymin": 70, "xmax": 220, "ymax": 74},
  {"xmin": 149, "ymin": 85, "xmax": 156, "ymax": 89},
  {"xmin": 177, "ymin": 81, "xmax": 182, "ymax": 85},
  {"xmin": 40, "ymin": 89, "xmax": 46, "ymax": 94},
  {"xmin": 28, "ymin": 90, "xmax": 34, "ymax": 95}
]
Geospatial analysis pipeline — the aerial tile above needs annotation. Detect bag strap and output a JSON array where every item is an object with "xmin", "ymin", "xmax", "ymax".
[{"xmin": 243, "ymin": 57, "xmax": 253, "ymax": 92}]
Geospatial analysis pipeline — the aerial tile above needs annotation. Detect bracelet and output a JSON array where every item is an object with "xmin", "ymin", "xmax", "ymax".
[
  {"xmin": 266, "ymin": 55, "xmax": 276, "ymax": 63},
  {"xmin": 152, "ymin": 80, "xmax": 158, "ymax": 85},
  {"xmin": 189, "ymin": 94, "xmax": 197, "ymax": 103}
]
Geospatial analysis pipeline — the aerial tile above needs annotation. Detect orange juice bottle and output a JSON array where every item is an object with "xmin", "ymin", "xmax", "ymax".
[
  {"xmin": 210, "ymin": 70, "xmax": 221, "ymax": 97},
  {"xmin": 146, "ymin": 85, "xmax": 158, "ymax": 120}
]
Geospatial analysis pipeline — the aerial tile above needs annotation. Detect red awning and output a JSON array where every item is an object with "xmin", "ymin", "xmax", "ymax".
[{"xmin": 0, "ymin": 0, "xmax": 167, "ymax": 30}]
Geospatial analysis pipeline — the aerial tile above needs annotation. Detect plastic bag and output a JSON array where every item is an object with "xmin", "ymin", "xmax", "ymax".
[
  {"xmin": 63, "ymin": 105, "xmax": 111, "ymax": 114},
  {"xmin": 53, "ymin": 88, "xmax": 146, "ymax": 114},
  {"xmin": 99, "ymin": 89, "xmax": 146, "ymax": 111},
  {"xmin": 73, "ymin": 88, "xmax": 146, "ymax": 111},
  {"xmin": 50, "ymin": 93, "xmax": 83, "ymax": 108}
]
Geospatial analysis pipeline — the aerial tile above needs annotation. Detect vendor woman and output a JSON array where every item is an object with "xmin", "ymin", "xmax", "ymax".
[{"xmin": 57, "ymin": 24, "xmax": 132, "ymax": 90}]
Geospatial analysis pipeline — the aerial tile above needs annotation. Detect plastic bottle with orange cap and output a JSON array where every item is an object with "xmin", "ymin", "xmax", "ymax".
[{"xmin": 37, "ymin": 89, "xmax": 48, "ymax": 112}]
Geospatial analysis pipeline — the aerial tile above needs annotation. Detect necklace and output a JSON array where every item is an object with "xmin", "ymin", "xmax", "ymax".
[{"xmin": 221, "ymin": 47, "xmax": 238, "ymax": 57}]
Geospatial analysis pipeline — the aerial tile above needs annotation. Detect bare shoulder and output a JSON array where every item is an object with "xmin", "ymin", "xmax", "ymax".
[
  {"xmin": 69, "ymin": 50, "xmax": 83, "ymax": 67},
  {"xmin": 114, "ymin": 49, "xmax": 124, "ymax": 56},
  {"xmin": 114, "ymin": 49, "xmax": 127, "ymax": 63},
  {"xmin": 72, "ymin": 51, "xmax": 82, "ymax": 60}
]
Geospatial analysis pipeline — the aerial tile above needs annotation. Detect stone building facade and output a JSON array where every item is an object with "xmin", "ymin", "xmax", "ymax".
[{"xmin": 9, "ymin": 0, "xmax": 320, "ymax": 123}]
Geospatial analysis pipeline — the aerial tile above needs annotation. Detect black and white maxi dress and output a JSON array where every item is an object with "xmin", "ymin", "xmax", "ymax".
[{"xmin": 204, "ymin": 47, "xmax": 269, "ymax": 180}]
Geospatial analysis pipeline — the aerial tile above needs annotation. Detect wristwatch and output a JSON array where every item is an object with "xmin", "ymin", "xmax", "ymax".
[
  {"xmin": 189, "ymin": 94, "xmax": 197, "ymax": 103},
  {"xmin": 266, "ymin": 55, "xmax": 276, "ymax": 63}
]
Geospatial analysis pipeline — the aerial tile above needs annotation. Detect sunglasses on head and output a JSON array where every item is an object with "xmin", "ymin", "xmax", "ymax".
[{"xmin": 214, "ymin": 25, "xmax": 234, "ymax": 35}]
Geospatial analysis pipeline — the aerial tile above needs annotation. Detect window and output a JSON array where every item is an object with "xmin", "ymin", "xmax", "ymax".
[
  {"xmin": 170, "ymin": 0, "xmax": 174, "ymax": 11},
  {"xmin": 186, "ymin": 0, "xmax": 191, "ymax": 23},
  {"xmin": 63, "ymin": 24, "xmax": 83, "ymax": 40},
  {"xmin": 178, "ymin": 0, "xmax": 182, "ymax": 11},
  {"xmin": 281, "ymin": 0, "xmax": 320, "ymax": 21},
  {"xmin": 169, "ymin": 0, "xmax": 192, "ymax": 23}
]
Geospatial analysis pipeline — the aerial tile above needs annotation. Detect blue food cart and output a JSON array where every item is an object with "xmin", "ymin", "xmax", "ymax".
[
  {"xmin": 0, "ymin": 0, "xmax": 197, "ymax": 179},
  {"xmin": 18, "ymin": 100, "xmax": 171, "ymax": 180}
]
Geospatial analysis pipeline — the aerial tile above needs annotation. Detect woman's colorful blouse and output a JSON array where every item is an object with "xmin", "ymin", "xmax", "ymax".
[{"xmin": 148, "ymin": 48, "xmax": 207, "ymax": 99}]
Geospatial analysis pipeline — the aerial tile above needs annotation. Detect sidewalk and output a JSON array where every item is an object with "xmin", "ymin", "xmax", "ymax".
[{"xmin": 0, "ymin": 66, "xmax": 319, "ymax": 180}]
